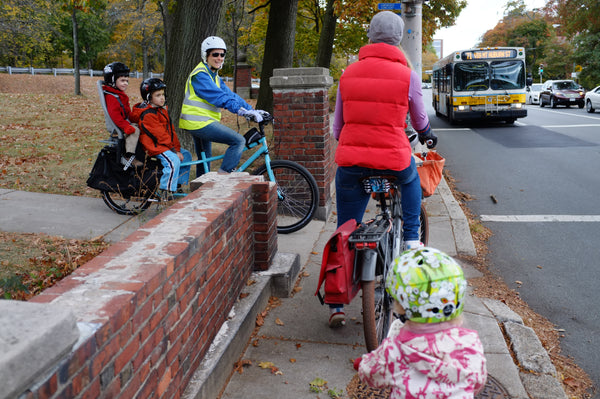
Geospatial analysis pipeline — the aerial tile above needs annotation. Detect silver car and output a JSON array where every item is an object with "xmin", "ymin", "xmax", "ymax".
[
  {"xmin": 526, "ymin": 83, "xmax": 543, "ymax": 105},
  {"xmin": 585, "ymin": 85, "xmax": 600, "ymax": 113}
]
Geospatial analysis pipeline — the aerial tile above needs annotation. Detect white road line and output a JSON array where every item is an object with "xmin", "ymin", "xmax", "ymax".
[
  {"xmin": 532, "ymin": 107, "xmax": 600, "ymax": 121},
  {"xmin": 480, "ymin": 215, "xmax": 600, "ymax": 222},
  {"xmin": 434, "ymin": 128, "xmax": 472, "ymax": 131},
  {"xmin": 541, "ymin": 124, "xmax": 600, "ymax": 128}
]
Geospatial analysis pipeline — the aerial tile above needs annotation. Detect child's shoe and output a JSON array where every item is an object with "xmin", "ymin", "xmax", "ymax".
[
  {"xmin": 404, "ymin": 240, "xmax": 424, "ymax": 251},
  {"xmin": 329, "ymin": 306, "xmax": 346, "ymax": 328}
]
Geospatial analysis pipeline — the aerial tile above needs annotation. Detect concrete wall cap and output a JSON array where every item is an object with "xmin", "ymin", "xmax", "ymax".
[{"xmin": 270, "ymin": 67, "xmax": 333, "ymax": 89}]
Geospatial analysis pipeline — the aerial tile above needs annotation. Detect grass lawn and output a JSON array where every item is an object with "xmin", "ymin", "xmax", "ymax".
[{"xmin": 0, "ymin": 73, "xmax": 261, "ymax": 299}]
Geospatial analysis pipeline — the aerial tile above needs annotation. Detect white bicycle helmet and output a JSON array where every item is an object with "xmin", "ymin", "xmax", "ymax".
[{"xmin": 201, "ymin": 36, "xmax": 227, "ymax": 63}]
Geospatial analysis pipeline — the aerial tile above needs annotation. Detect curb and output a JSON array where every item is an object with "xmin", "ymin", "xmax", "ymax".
[{"xmin": 483, "ymin": 299, "xmax": 567, "ymax": 399}]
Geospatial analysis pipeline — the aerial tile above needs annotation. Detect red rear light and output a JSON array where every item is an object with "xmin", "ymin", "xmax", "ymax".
[{"xmin": 355, "ymin": 242, "xmax": 378, "ymax": 250}]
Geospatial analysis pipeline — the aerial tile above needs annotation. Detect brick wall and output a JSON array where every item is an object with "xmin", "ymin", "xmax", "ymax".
[{"xmin": 23, "ymin": 175, "xmax": 277, "ymax": 399}]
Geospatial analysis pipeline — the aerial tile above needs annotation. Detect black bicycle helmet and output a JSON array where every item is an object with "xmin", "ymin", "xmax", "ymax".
[
  {"xmin": 140, "ymin": 78, "xmax": 167, "ymax": 102},
  {"xmin": 103, "ymin": 62, "xmax": 130, "ymax": 85}
]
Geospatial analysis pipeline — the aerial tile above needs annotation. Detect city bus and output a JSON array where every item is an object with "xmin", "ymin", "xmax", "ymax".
[{"xmin": 432, "ymin": 47, "xmax": 527, "ymax": 124}]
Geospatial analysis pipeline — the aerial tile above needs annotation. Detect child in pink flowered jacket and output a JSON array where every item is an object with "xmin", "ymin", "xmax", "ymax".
[{"xmin": 354, "ymin": 247, "xmax": 487, "ymax": 398}]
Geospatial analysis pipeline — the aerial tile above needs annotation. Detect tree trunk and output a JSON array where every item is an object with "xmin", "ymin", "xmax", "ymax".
[
  {"xmin": 256, "ymin": 0, "xmax": 299, "ymax": 112},
  {"xmin": 72, "ymin": 8, "xmax": 81, "ymax": 96},
  {"xmin": 164, "ymin": 0, "xmax": 224, "ymax": 150},
  {"xmin": 316, "ymin": 0, "xmax": 336, "ymax": 68}
]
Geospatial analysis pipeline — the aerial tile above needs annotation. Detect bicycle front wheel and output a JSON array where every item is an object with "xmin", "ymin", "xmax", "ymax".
[
  {"xmin": 102, "ymin": 190, "xmax": 154, "ymax": 215},
  {"xmin": 253, "ymin": 160, "xmax": 319, "ymax": 234},
  {"xmin": 362, "ymin": 278, "xmax": 393, "ymax": 352}
]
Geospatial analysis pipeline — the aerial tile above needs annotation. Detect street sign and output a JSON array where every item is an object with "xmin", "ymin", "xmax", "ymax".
[{"xmin": 378, "ymin": 3, "xmax": 402, "ymax": 10}]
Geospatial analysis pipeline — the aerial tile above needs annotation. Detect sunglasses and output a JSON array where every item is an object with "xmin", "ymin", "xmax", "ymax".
[{"xmin": 211, "ymin": 52, "xmax": 226, "ymax": 58}]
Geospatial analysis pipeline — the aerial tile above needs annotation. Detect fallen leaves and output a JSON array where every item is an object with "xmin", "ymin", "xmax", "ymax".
[
  {"xmin": 258, "ymin": 361, "xmax": 282, "ymax": 375},
  {"xmin": 0, "ymin": 232, "xmax": 109, "ymax": 300}
]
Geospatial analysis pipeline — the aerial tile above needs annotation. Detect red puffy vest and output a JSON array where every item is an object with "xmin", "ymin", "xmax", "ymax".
[{"xmin": 335, "ymin": 43, "xmax": 413, "ymax": 171}]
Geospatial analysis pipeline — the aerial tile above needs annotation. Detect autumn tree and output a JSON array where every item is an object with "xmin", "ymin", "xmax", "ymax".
[
  {"xmin": 57, "ymin": 0, "xmax": 106, "ymax": 95},
  {"xmin": 0, "ymin": 0, "xmax": 54, "ymax": 66},
  {"xmin": 55, "ymin": 6, "xmax": 110, "ymax": 70},
  {"xmin": 101, "ymin": 0, "xmax": 163, "ymax": 76},
  {"xmin": 549, "ymin": 0, "xmax": 600, "ymax": 88},
  {"xmin": 254, "ymin": 0, "xmax": 299, "ymax": 112},
  {"xmin": 479, "ymin": 2, "xmax": 553, "ymax": 81}
]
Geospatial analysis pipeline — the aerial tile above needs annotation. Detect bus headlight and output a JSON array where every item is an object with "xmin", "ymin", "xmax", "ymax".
[
  {"xmin": 458, "ymin": 105, "xmax": 467, "ymax": 111},
  {"xmin": 511, "ymin": 103, "xmax": 523, "ymax": 109}
]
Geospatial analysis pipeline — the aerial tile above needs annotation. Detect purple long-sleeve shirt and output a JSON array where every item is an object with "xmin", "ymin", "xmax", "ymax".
[{"xmin": 332, "ymin": 69, "xmax": 430, "ymax": 140}]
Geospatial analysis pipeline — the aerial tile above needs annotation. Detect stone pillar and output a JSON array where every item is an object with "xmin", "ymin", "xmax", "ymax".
[
  {"xmin": 235, "ymin": 50, "xmax": 252, "ymax": 99},
  {"xmin": 270, "ymin": 67, "xmax": 334, "ymax": 221}
]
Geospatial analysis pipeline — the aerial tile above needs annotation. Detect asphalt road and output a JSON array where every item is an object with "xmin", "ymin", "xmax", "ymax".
[{"xmin": 422, "ymin": 89, "xmax": 600, "ymax": 398}]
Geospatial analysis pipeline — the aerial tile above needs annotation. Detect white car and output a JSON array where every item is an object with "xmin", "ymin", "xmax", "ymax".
[
  {"xmin": 526, "ymin": 83, "xmax": 543, "ymax": 105},
  {"xmin": 584, "ymin": 85, "xmax": 600, "ymax": 113}
]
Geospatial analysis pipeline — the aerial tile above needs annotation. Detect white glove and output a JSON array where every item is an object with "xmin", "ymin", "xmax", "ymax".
[
  {"xmin": 237, "ymin": 107, "xmax": 248, "ymax": 116},
  {"xmin": 245, "ymin": 109, "xmax": 263, "ymax": 123}
]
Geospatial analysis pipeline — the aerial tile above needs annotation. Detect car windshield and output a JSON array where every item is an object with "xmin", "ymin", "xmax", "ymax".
[{"xmin": 553, "ymin": 81, "xmax": 579, "ymax": 90}]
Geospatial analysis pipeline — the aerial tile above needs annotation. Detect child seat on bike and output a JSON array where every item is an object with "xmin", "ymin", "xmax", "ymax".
[{"xmin": 96, "ymin": 80, "xmax": 137, "ymax": 169}]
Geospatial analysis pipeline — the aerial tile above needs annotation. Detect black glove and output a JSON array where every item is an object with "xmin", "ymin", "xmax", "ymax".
[{"xmin": 419, "ymin": 130, "xmax": 437, "ymax": 149}]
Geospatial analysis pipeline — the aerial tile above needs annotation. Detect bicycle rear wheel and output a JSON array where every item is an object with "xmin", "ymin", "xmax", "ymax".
[
  {"xmin": 253, "ymin": 160, "xmax": 319, "ymax": 234},
  {"xmin": 420, "ymin": 203, "xmax": 429, "ymax": 245},
  {"xmin": 102, "ymin": 190, "xmax": 154, "ymax": 215},
  {"xmin": 362, "ymin": 278, "xmax": 393, "ymax": 352}
]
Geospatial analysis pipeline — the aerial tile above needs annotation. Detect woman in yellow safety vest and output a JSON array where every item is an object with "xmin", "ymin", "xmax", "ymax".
[{"xmin": 179, "ymin": 36, "xmax": 264, "ymax": 174}]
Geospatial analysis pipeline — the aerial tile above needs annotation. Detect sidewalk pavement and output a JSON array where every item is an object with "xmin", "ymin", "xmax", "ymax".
[{"xmin": 0, "ymin": 180, "xmax": 567, "ymax": 398}]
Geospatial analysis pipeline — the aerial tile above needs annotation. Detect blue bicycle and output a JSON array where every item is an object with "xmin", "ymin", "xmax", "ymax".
[{"xmin": 98, "ymin": 109, "xmax": 319, "ymax": 234}]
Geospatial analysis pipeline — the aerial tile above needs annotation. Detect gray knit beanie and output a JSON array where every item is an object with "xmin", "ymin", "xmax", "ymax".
[{"xmin": 367, "ymin": 11, "xmax": 404, "ymax": 46}]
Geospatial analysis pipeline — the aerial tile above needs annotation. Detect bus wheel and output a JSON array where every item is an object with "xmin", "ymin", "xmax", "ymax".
[{"xmin": 447, "ymin": 106, "xmax": 455, "ymax": 125}]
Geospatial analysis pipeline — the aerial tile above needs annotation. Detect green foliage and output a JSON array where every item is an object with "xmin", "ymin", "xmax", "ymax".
[
  {"xmin": 573, "ymin": 31, "xmax": 600, "ymax": 89},
  {"xmin": 99, "ymin": 0, "xmax": 164, "ymax": 72},
  {"xmin": 552, "ymin": 0, "xmax": 600, "ymax": 88},
  {"xmin": 0, "ymin": 0, "xmax": 55, "ymax": 66},
  {"xmin": 55, "ymin": 6, "xmax": 110, "ymax": 68}
]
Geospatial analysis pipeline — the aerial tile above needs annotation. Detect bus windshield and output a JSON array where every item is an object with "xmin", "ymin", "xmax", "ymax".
[
  {"xmin": 490, "ymin": 60, "xmax": 525, "ymax": 90},
  {"xmin": 453, "ymin": 60, "xmax": 525, "ymax": 92},
  {"xmin": 454, "ymin": 62, "xmax": 488, "ymax": 91}
]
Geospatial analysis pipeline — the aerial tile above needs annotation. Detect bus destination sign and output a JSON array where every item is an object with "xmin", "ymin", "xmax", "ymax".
[{"xmin": 461, "ymin": 49, "xmax": 517, "ymax": 61}]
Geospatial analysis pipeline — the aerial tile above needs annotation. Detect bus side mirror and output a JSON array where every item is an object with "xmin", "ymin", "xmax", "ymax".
[{"xmin": 526, "ymin": 76, "xmax": 533, "ymax": 86}]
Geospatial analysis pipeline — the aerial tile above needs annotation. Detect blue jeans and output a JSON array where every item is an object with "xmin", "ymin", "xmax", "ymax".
[
  {"xmin": 335, "ymin": 158, "xmax": 422, "ymax": 241},
  {"xmin": 157, "ymin": 149, "xmax": 192, "ymax": 192},
  {"xmin": 187, "ymin": 122, "xmax": 245, "ymax": 174}
]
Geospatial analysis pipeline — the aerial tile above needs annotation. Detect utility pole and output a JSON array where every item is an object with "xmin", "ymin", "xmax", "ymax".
[{"xmin": 400, "ymin": 0, "xmax": 425, "ymax": 80}]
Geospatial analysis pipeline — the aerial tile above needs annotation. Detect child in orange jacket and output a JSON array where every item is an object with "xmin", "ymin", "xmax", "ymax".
[{"xmin": 130, "ymin": 78, "xmax": 191, "ymax": 198}]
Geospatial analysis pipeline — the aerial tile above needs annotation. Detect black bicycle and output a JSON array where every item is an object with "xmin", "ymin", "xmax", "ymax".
[{"xmin": 349, "ymin": 176, "xmax": 428, "ymax": 352}]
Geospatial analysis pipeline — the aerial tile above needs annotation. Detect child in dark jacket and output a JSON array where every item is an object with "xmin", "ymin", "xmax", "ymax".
[
  {"xmin": 130, "ymin": 78, "xmax": 191, "ymax": 199},
  {"xmin": 102, "ymin": 62, "xmax": 142, "ymax": 167}
]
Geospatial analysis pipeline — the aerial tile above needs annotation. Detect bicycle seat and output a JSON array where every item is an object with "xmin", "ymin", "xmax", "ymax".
[{"xmin": 361, "ymin": 176, "xmax": 397, "ymax": 194}]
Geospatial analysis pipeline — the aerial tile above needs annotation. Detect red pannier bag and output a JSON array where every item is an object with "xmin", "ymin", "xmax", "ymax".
[
  {"xmin": 415, "ymin": 151, "xmax": 445, "ymax": 197},
  {"xmin": 315, "ymin": 219, "xmax": 360, "ymax": 305}
]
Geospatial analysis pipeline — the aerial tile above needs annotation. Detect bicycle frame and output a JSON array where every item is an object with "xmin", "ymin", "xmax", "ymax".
[{"xmin": 180, "ymin": 136, "xmax": 271, "ymax": 178}]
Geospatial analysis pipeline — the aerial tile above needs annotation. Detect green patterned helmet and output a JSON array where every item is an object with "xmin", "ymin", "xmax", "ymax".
[{"xmin": 385, "ymin": 247, "xmax": 467, "ymax": 323}]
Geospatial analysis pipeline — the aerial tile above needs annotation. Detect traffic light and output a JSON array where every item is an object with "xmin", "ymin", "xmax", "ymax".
[{"xmin": 539, "ymin": 64, "xmax": 544, "ymax": 74}]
